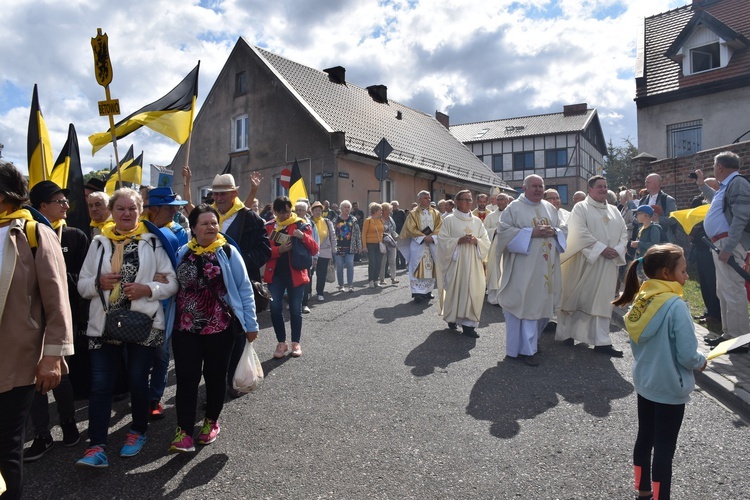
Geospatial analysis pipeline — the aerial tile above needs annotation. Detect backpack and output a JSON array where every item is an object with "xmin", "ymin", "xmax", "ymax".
[{"xmin": 722, "ymin": 174, "xmax": 750, "ymax": 233}]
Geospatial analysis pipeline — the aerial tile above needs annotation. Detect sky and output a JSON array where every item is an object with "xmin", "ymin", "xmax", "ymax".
[{"xmin": 0, "ymin": 0, "xmax": 686, "ymax": 184}]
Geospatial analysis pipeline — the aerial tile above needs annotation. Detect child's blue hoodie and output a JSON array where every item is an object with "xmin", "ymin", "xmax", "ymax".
[{"xmin": 629, "ymin": 294, "xmax": 706, "ymax": 405}]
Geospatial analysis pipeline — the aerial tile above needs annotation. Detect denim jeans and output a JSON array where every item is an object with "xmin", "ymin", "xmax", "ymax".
[
  {"xmin": 88, "ymin": 342, "xmax": 155, "ymax": 446},
  {"xmin": 335, "ymin": 253, "xmax": 355, "ymax": 287},
  {"xmin": 366, "ymin": 243, "xmax": 384, "ymax": 283},
  {"xmin": 268, "ymin": 276, "xmax": 305, "ymax": 343},
  {"xmin": 148, "ymin": 341, "xmax": 170, "ymax": 403}
]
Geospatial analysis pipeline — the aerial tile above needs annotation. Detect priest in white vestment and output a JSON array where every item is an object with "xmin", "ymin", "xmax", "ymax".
[
  {"xmin": 485, "ymin": 193, "xmax": 511, "ymax": 305},
  {"xmin": 555, "ymin": 175, "xmax": 628, "ymax": 357},
  {"xmin": 496, "ymin": 176, "xmax": 566, "ymax": 366},
  {"xmin": 398, "ymin": 190, "xmax": 443, "ymax": 303},
  {"xmin": 436, "ymin": 190, "xmax": 491, "ymax": 338}
]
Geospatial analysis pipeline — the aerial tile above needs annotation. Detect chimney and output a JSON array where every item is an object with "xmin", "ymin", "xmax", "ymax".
[
  {"xmin": 323, "ymin": 66, "xmax": 346, "ymax": 84},
  {"xmin": 367, "ymin": 85, "xmax": 388, "ymax": 104},
  {"xmin": 436, "ymin": 111, "xmax": 450, "ymax": 129},
  {"xmin": 563, "ymin": 103, "xmax": 588, "ymax": 116}
]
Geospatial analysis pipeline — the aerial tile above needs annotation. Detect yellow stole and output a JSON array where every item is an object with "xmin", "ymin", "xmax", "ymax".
[
  {"xmin": 0, "ymin": 209, "xmax": 34, "ymax": 225},
  {"xmin": 625, "ymin": 279, "xmax": 683, "ymax": 343},
  {"xmin": 101, "ymin": 222, "xmax": 150, "ymax": 303},
  {"xmin": 313, "ymin": 215, "xmax": 328, "ymax": 242}
]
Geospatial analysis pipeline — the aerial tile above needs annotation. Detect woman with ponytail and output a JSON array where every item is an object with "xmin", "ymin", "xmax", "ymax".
[
  {"xmin": 613, "ymin": 244, "xmax": 707, "ymax": 500},
  {"xmin": 168, "ymin": 204, "xmax": 258, "ymax": 453}
]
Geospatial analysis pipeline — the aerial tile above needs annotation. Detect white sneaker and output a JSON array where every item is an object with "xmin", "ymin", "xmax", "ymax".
[
  {"xmin": 347, "ymin": 286, "xmax": 355, "ymax": 292},
  {"xmin": 337, "ymin": 285, "xmax": 343, "ymax": 291},
  {"xmin": 302, "ymin": 306, "xmax": 311, "ymax": 314},
  {"xmin": 368, "ymin": 282, "xmax": 375, "ymax": 288},
  {"xmin": 378, "ymin": 280, "xmax": 387, "ymax": 286},
  {"xmin": 317, "ymin": 295, "xmax": 324, "ymax": 302}
]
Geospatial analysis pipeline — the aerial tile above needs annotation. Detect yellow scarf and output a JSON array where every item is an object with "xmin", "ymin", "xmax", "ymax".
[
  {"xmin": 0, "ymin": 208, "xmax": 34, "ymax": 225},
  {"xmin": 312, "ymin": 215, "xmax": 328, "ymax": 241},
  {"xmin": 624, "ymin": 279, "xmax": 683, "ymax": 344},
  {"xmin": 214, "ymin": 198, "xmax": 245, "ymax": 230},
  {"xmin": 90, "ymin": 218, "xmax": 113, "ymax": 230},
  {"xmin": 102, "ymin": 222, "xmax": 149, "ymax": 303},
  {"xmin": 187, "ymin": 234, "xmax": 227, "ymax": 255},
  {"xmin": 276, "ymin": 213, "xmax": 305, "ymax": 228},
  {"xmin": 50, "ymin": 219, "xmax": 66, "ymax": 241}
]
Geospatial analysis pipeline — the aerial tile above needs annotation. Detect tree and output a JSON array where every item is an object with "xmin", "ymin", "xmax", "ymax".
[
  {"xmin": 603, "ymin": 138, "xmax": 639, "ymax": 192},
  {"xmin": 84, "ymin": 168, "xmax": 110, "ymax": 183}
]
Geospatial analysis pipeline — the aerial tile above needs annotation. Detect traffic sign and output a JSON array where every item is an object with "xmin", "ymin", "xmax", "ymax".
[
  {"xmin": 280, "ymin": 167, "xmax": 291, "ymax": 189},
  {"xmin": 375, "ymin": 162, "xmax": 389, "ymax": 181},
  {"xmin": 374, "ymin": 138, "xmax": 393, "ymax": 160}
]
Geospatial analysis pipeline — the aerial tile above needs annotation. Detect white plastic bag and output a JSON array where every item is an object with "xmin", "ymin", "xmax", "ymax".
[{"xmin": 232, "ymin": 341, "xmax": 264, "ymax": 393}]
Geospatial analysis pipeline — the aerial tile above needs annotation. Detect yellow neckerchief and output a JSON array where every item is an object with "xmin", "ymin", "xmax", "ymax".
[
  {"xmin": 624, "ymin": 279, "xmax": 683, "ymax": 344},
  {"xmin": 312, "ymin": 215, "xmax": 328, "ymax": 241},
  {"xmin": 276, "ymin": 213, "xmax": 305, "ymax": 228},
  {"xmin": 90, "ymin": 216, "xmax": 113, "ymax": 230},
  {"xmin": 102, "ymin": 222, "xmax": 149, "ymax": 303},
  {"xmin": 637, "ymin": 222, "xmax": 651, "ymax": 238},
  {"xmin": 0, "ymin": 208, "xmax": 34, "ymax": 226},
  {"xmin": 214, "ymin": 198, "xmax": 245, "ymax": 230},
  {"xmin": 187, "ymin": 234, "xmax": 227, "ymax": 255},
  {"xmin": 50, "ymin": 219, "xmax": 66, "ymax": 241}
]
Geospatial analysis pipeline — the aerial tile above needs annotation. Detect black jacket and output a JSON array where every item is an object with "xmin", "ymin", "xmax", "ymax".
[{"xmin": 224, "ymin": 207, "xmax": 272, "ymax": 282}]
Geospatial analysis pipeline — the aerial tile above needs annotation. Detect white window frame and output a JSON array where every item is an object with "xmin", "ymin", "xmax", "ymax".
[{"xmin": 232, "ymin": 114, "xmax": 249, "ymax": 152}]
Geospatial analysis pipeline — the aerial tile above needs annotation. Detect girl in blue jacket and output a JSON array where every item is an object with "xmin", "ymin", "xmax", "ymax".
[{"xmin": 613, "ymin": 244, "xmax": 707, "ymax": 500}]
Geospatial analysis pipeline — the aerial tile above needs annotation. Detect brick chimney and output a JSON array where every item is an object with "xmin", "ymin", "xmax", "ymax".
[{"xmin": 435, "ymin": 111, "xmax": 449, "ymax": 129}]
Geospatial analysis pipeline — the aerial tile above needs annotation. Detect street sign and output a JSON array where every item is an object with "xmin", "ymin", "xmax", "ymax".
[
  {"xmin": 97, "ymin": 99, "xmax": 120, "ymax": 116},
  {"xmin": 374, "ymin": 138, "xmax": 393, "ymax": 160},
  {"xmin": 375, "ymin": 162, "xmax": 389, "ymax": 181},
  {"xmin": 280, "ymin": 167, "xmax": 291, "ymax": 189}
]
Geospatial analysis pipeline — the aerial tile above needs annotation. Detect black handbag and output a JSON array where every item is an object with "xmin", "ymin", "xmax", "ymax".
[
  {"xmin": 252, "ymin": 280, "xmax": 271, "ymax": 313},
  {"xmin": 96, "ymin": 250, "xmax": 154, "ymax": 343},
  {"xmin": 290, "ymin": 222, "xmax": 313, "ymax": 271}
]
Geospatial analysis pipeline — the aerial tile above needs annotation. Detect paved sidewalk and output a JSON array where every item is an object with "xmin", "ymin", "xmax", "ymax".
[{"xmin": 613, "ymin": 307, "xmax": 750, "ymax": 420}]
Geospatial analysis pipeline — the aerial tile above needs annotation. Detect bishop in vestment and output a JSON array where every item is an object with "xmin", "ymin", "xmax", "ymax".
[
  {"xmin": 398, "ymin": 190, "xmax": 443, "ymax": 303},
  {"xmin": 496, "ymin": 176, "xmax": 565, "ymax": 365},
  {"xmin": 436, "ymin": 191, "xmax": 491, "ymax": 337},
  {"xmin": 555, "ymin": 175, "xmax": 628, "ymax": 357}
]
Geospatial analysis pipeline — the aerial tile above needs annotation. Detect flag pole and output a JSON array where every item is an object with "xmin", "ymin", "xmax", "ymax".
[{"xmin": 91, "ymin": 28, "xmax": 122, "ymax": 189}]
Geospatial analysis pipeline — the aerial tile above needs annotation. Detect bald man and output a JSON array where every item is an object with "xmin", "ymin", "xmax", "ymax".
[{"xmin": 638, "ymin": 173, "xmax": 677, "ymax": 242}]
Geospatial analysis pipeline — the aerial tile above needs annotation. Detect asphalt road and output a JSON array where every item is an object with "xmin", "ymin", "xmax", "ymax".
[{"xmin": 23, "ymin": 265, "xmax": 750, "ymax": 499}]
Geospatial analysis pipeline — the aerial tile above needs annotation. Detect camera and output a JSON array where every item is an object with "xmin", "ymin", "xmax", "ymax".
[{"xmin": 688, "ymin": 172, "xmax": 698, "ymax": 179}]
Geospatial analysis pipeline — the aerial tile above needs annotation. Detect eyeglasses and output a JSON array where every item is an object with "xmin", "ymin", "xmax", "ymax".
[{"xmin": 48, "ymin": 199, "xmax": 70, "ymax": 206}]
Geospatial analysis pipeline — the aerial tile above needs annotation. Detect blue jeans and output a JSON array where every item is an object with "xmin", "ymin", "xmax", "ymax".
[
  {"xmin": 148, "ymin": 341, "xmax": 170, "ymax": 403},
  {"xmin": 268, "ymin": 277, "xmax": 305, "ymax": 343},
  {"xmin": 88, "ymin": 342, "xmax": 154, "ymax": 446},
  {"xmin": 335, "ymin": 253, "xmax": 355, "ymax": 287}
]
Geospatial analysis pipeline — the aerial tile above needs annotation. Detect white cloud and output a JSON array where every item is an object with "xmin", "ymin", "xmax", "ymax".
[{"xmin": 0, "ymin": 0, "xmax": 685, "ymax": 182}]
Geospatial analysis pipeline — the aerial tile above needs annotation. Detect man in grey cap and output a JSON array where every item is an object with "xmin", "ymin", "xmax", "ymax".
[{"xmin": 210, "ymin": 173, "xmax": 271, "ymax": 396}]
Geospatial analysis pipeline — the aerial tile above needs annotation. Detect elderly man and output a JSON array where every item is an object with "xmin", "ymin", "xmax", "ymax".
[
  {"xmin": 391, "ymin": 200, "xmax": 407, "ymax": 269},
  {"xmin": 572, "ymin": 191, "xmax": 586, "ymax": 205},
  {"xmin": 638, "ymin": 173, "xmax": 678, "ymax": 242},
  {"xmin": 209, "ymin": 173, "xmax": 271, "ymax": 395},
  {"xmin": 484, "ymin": 193, "xmax": 511, "ymax": 306},
  {"xmin": 694, "ymin": 152, "xmax": 750, "ymax": 350},
  {"xmin": 543, "ymin": 188, "xmax": 570, "ymax": 234},
  {"xmin": 497, "ymin": 175, "xmax": 565, "ymax": 366},
  {"xmin": 399, "ymin": 190, "xmax": 442, "ymax": 303},
  {"xmin": 87, "ymin": 191, "xmax": 112, "ymax": 238},
  {"xmin": 436, "ymin": 190, "xmax": 491, "ymax": 338},
  {"xmin": 471, "ymin": 193, "xmax": 490, "ymax": 222},
  {"xmin": 556, "ymin": 175, "xmax": 628, "ymax": 357}
]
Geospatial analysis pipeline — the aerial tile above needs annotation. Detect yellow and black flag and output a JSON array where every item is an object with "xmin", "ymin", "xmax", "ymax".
[
  {"xmin": 89, "ymin": 62, "xmax": 200, "ymax": 155},
  {"xmin": 51, "ymin": 123, "xmax": 89, "ymax": 233},
  {"xmin": 288, "ymin": 159, "xmax": 308, "ymax": 204},
  {"xmin": 27, "ymin": 84, "xmax": 54, "ymax": 188},
  {"xmin": 104, "ymin": 145, "xmax": 134, "ymax": 194},
  {"xmin": 105, "ymin": 149, "xmax": 143, "ymax": 194}
]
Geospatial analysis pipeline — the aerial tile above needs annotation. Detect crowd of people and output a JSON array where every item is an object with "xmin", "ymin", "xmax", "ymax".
[{"xmin": 1, "ymin": 150, "xmax": 748, "ymax": 500}]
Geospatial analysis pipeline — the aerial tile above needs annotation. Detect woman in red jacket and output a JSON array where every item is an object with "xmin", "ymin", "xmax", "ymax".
[{"xmin": 264, "ymin": 196, "xmax": 318, "ymax": 358}]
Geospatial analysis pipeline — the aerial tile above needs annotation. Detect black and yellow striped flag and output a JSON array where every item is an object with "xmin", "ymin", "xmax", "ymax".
[
  {"xmin": 104, "ymin": 145, "xmax": 134, "ymax": 194},
  {"xmin": 51, "ymin": 123, "xmax": 89, "ymax": 233},
  {"xmin": 89, "ymin": 63, "xmax": 200, "ymax": 155},
  {"xmin": 27, "ymin": 84, "xmax": 54, "ymax": 188},
  {"xmin": 289, "ymin": 159, "xmax": 308, "ymax": 204}
]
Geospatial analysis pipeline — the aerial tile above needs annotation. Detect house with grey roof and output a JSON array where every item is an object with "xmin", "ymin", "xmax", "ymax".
[
  {"xmin": 169, "ymin": 38, "xmax": 510, "ymax": 208},
  {"xmin": 635, "ymin": 0, "xmax": 750, "ymax": 159},
  {"xmin": 450, "ymin": 104, "xmax": 607, "ymax": 208}
]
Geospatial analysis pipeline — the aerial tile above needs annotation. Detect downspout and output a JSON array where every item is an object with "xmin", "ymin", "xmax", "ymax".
[{"xmin": 429, "ymin": 174, "xmax": 438, "ymax": 198}]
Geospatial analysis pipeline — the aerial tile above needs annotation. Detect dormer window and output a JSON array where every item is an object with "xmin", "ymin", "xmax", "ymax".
[{"xmin": 691, "ymin": 41, "xmax": 721, "ymax": 73}]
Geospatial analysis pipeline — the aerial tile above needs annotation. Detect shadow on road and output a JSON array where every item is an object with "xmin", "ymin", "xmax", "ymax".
[
  {"xmin": 404, "ymin": 328, "xmax": 477, "ymax": 376},
  {"xmin": 465, "ymin": 334, "xmax": 633, "ymax": 439},
  {"xmin": 373, "ymin": 297, "xmax": 435, "ymax": 324}
]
